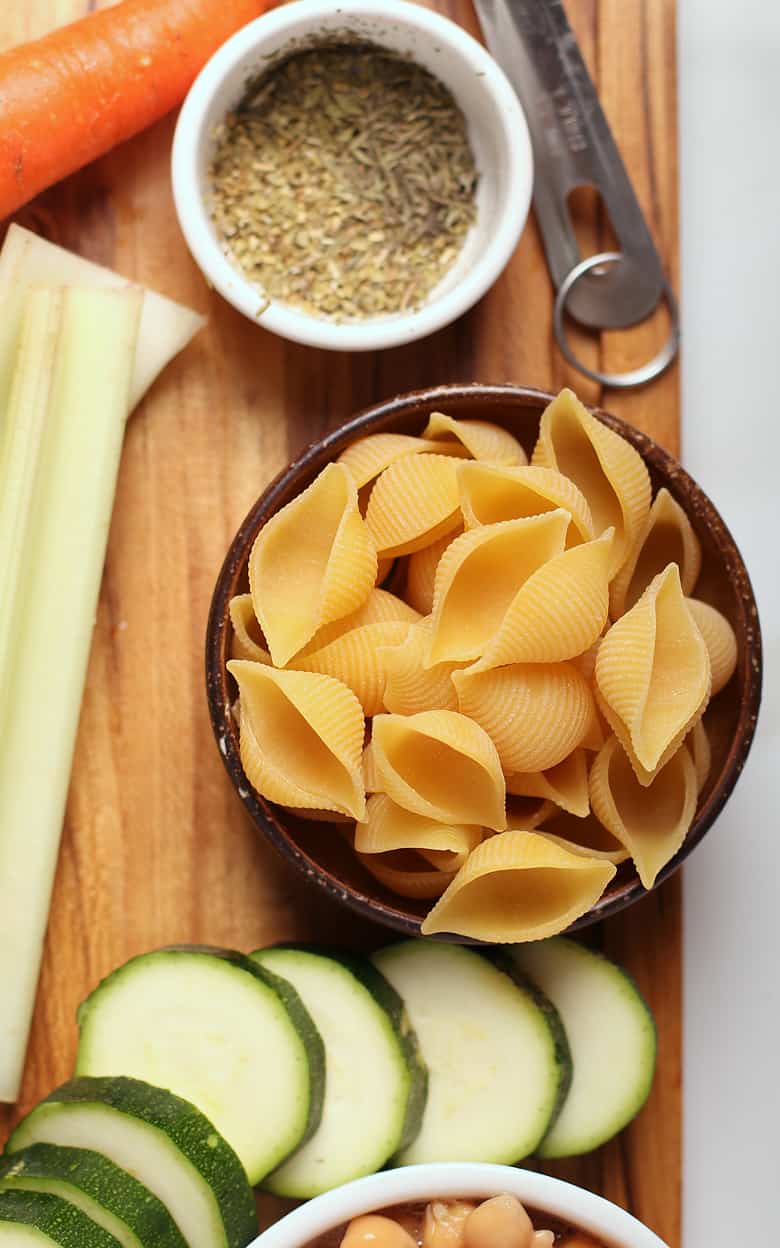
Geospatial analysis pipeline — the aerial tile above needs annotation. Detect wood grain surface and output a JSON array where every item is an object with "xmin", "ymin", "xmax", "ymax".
[{"xmin": 0, "ymin": 1, "xmax": 681, "ymax": 1244}]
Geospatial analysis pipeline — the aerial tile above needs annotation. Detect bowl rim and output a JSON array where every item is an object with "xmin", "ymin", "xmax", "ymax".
[
  {"xmin": 245, "ymin": 1162, "xmax": 668, "ymax": 1248},
  {"xmin": 171, "ymin": 0, "xmax": 533, "ymax": 352},
  {"xmin": 205, "ymin": 382, "xmax": 763, "ymax": 938}
]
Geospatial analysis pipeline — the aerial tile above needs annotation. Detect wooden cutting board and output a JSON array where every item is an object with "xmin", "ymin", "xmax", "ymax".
[{"xmin": 0, "ymin": 1, "xmax": 680, "ymax": 1243}]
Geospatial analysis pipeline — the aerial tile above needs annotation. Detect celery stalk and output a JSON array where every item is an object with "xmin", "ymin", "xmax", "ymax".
[{"xmin": 0, "ymin": 286, "xmax": 142, "ymax": 1103}]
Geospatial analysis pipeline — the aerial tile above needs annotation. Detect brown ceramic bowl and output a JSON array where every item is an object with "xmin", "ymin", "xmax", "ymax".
[{"xmin": 206, "ymin": 384, "xmax": 762, "ymax": 938}]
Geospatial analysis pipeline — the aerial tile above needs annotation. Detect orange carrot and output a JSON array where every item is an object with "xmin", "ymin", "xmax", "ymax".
[{"xmin": 0, "ymin": 0, "xmax": 275, "ymax": 220}]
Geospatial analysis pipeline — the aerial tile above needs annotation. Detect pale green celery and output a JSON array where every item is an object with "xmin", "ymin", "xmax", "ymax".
[
  {"xmin": 0, "ymin": 286, "xmax": 142, "ymax": 1103},
  {"xmin": 0, "ymin": 224, "xmax": 205, "ymax": 413}
]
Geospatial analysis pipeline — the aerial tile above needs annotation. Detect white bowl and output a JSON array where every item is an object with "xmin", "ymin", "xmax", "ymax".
[
  {"xmin": 171, "ymin": 0, "xmax": 533, "ymax": 351},
  {"xmin": 247, "ymin": 1163, "xmax": 668, "ymax": 1248}
]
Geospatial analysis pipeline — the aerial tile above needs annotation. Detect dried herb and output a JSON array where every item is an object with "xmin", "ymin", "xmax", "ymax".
[{"xmin": 208, "ymin": 42, "xmax": 479, "ymax": 320}]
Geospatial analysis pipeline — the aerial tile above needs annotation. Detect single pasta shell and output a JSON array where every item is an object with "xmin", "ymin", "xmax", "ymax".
[
  {"xmin": 363, "ymin": 740, "xmax": 379, "ymax": 792},
  {"xmin": 228, "ymin": 593, "xmax": 271, "ymax": 664},
  {"xmin": 371, "ymin": 709, "xmax": 506, "ymax": 832},
  {"xmin": 688, "ymin": 717, "xmax": 712, "ymax": 793},
  {"xmin": 295, "ymin": 619, "xmax": 411, "ymax": 716},
  {"xmin": 405, "ymin": 529, "xmax": 461, "ymax": 615},
  {"xmin": 420, "ymin": 829, "xmax": 616, "ymax": 941},
  {"xmin": 473, "ymin": 527, "xmax": 613, "ymax": 670},
  {"xmin": 249, "ymin": 461, "xmax": 377, "ymax": 666},
  {"xmin": 380, "ymin": 618, "xmax": 462, "ymax": 716},
  {"xmin": 228, "ymin": 660, "xmax": 366, "ymax": 820},
  {"xmin": 531, "ymin": 388, "xmax": 651, "ymax": 576},
  {"xmin": 610, "ymin": 487, "xmax": 703, "ymax": 618},
  {"xmin": 355, "ymin": 793, "xmax": 482, "ymax": 857},
  {"xmin": 457, "ymin": 461, "xmax": 594, "ymax": 544},
  {"xmin": 535, "ymin": 811, "xmax": 630, "ymax": 864},
  {"xmin": 506, "ymin": 750, "xmax": 590, "ymax": 818},
  {"xmin": 595, "ymin": 563, "xmax": 711, "ymax": 779},
  {"xmin": 300, "ymin": 586, "xmax": 420, "ymax": 657},
  {"xmin": 454, "ymin": 662, "xmax": 594, "ymax": 774},
  {"xmin": 422, "ymin": 411, "xmax": 527, "ymax": 466},
  {"xmin": 589, "ymin": 734, "xmax": 698, "ymax": 889},
  {"xmin": 426, "ymin": 510, "xmax": 570, "ymax": 666},
  {"xmin": 365, "ymin": 453, "xmax": 463, "ymax": 557},
  {"xmin": 358, "ymin": 848, "xmax": 457, "ymax": 899},
  {"xmin": 685, "ymin": 597, "xmax": 738, "ymax": 695},
  {"xmin": 338, "ymin": 431, "xmax": 468, "ymax": 489}
]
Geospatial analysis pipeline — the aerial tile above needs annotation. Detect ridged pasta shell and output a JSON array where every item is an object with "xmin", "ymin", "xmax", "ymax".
[
  {"xmin": 595, "ymin": 563, "xmax": 711, "ymax": 781},
  {"xmin": 228, "ymin": 594, "xmax": 271, "ymax": 664},
  {"xmin": 362, "ymin": 741, "xmax": 379, "ymax": 792},
  {"xmin": 300, "ymin": 586, "xmax": 420, "ymax": 656},
  {"xmin": 355, "ymin": 793, "xmax": 482, "ymax": 858},
  {"xmin": 295, "ymin": 619, "xmax": 411, "ymax": 716},
  {"xmin": 536, "ymin": 810, "xmax": 630, "ymax": 864},
  {"xmin": 426, "ymin": 511, "xmax": 570, "ymax": 666},
  {"xmin": 371, "ymin": 710, "xmax": 506, "ymax": 831},
  {"xmin": 249, "ymin": 462, "xmax": 377, "ymax": 666},
  {"xmin": 531, "ymin": 388, "xmax": 651, "ymax": 575},
  {"xmin": 419, "ymin": 829, "xmax": 616, "ymax": 941},
  {"xmin": 380, "ymin": 619, "xmax": 462, "ymax": 716},
  {"xmin": 357, "ymin": 848, "xmax": 456, "ymax": 899},
  {"xmin": 228, "ymin": 660, "xmax": 366, "ymax": 820},
  {"xmin": 453, "ymin": 662, "xmax": 595, "ymax": 774},
  {"xmin": 338, "ymin": 431, "xmax": 467, "ymax": 489},
  {"xmin": 688, "ymin": 718, "xmax": 712, "ymax": 794},
  {"xmin": 405, "ymin": 530, "xmax": 461, "ymax": 616},
  {"xmin": 457, "ymin": 461, "xmax": 594, "ymax": 544},
  {"xmin": 506, "ymin": 750, "xmax": 590, "ymax": 818},
  {"xmin": 589, "ymin": 735, "xmax": 698, "ymax": 888},
  {"xmin": 685, "ymin": 597, "xmax": 738, "ymax": 695},
  {"xmin": 472, "ymin": 527, "xmax": 613, "ymax": 670},
  {"xmin": 610, "ymin": 487, "xmax": 702, "ymax": 617},
  {"xmin": 422, "ymin": 412, "xmax": 527, "ymax": 466},
  {"xmin": 365, "ymin": 453, "xmax": 463, "ymax": 558}
]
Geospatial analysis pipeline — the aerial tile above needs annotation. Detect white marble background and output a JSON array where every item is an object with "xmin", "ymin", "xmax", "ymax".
[{"xmin": 678, "ymin": 0, "xmax": 780, "ymax": 1240}]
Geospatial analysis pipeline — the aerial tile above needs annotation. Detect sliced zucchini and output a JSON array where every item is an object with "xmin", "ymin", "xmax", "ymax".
[
  {"xmin": 372, "ymin": 940, "xmax": 570, "ymax": 1164},
  {"xmin": 0, "ymin": 1144, "xmax": 187, "ymax": 1248},
  {"xmin": 251, "ymin": 946, "xmax": 427, "ymax": 1197},
  {"xmin": 506, "ymin": 937, "xmax": 657, "ymax": 1157},
  {"xmin": 74, "ymin": 946, "xmax": 325, "ymax": 1183},
  {"xmin": 0, "ymin": 1188, "xmax": 120, "ymax": 1246},
  {"xmin": 6, "ymin": 1077, "xmax": 256, "ymax": 1248}
]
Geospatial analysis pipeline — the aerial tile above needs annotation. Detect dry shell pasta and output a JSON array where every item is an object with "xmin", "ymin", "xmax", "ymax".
[
  {"xmin": 249, "ymin": 461, "xmax": 377, "ymax": 666},
  {"xmin": 337, "ymin": 431, "xmax": 467, "ymax": 489},
  {"xmin": 371, "ymin": 710, "xmax": 506, "ymax": 831},
  {"xmin": 422, "ymin": 411, "xmax": 527, "ymax": 465},
  {"xmin": 506, "ymin": 750, "xmax": 590, "ymax": 818},
  {"xmin": 532, "ymin": 388, "xmax": 651, "ymax": 575},
  {"xmin": 453, "ymin": 663, "xmax": 594, "ymax": 774},
  {"xmin": 380, "ymin": 619, "xmax": 462, "ymax": 716},
  {"xmin": 405, "ymin": 530, "xmax": 461, "ymax": 615},
  {"xmin": 426, "ymin": 510, "xmax": 569, "ymax": 665},
  {"xmin": 228, "ymin": 594, "xmax": 271, "ymax": 664},
  {"xmin": 472, "ymin": 527, "xmax": 613, "ymax": 670},
  {"xmin": 610, "ymin": 486, "xmax": 702, "ymax": 617},
  {"xmin": 295, "ymin": 619, "xmax": 411, "ymax": 716},
  {"xmin": 365, "ymin": 453, "xmax": 462, "ymax": 557},
  {"xmin": 685, "ymin": 597, "xmax": 738, "ymax": 695},
  {"xmin": 355, "ymin": 793, "xmax": 482, "ymax": 858},
  {"xmin": 357, "ymin": 849, "xmax": 457, "ymax": 899},
  {"xmin": 228, "ymin": 660, "xmax": 366, "ymax": 820},
  {"xmin": 457, "ymin": 461, "xmax": 594, "ymax": 544},
  {"xmin": 595, "ymin": 563, "xmax": 711, "ymax": 782},
  {"xmin": 589, "ymin": 734, "xmax": 698, "ymax": 888},
  {"xmin": 420, "ymin": 830, "xmax": 616, "ymax": 941}
]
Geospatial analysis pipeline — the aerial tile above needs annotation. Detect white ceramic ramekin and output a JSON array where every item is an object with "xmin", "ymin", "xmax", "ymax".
[
  {"xmin": 172, "ymin": 0, "xmax": 533, "ymax": 351},
  {"xmin": 246, "ymin": 1164, "xmax": 669, "ymax": 1248}
]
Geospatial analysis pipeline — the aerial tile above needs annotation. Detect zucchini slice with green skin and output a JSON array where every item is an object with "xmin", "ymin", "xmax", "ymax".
[
  {"xmin": 0, "ymin": 1188, "xmax": 120, "ymax": 1246},
  {"xmin": 372, "ymin": 940, "xmax": 570, "ymax": 1165},
  {"xmin": 0, "ymin": 1144, "xmax": 187, "ymax": 1248},
  {"xmin": 6, "ymin": 1077, "xmax": 257, "ymax": 1248},
  {"xmin": 74, "ymin": 946, "xmax": 325, "ymax": 1183},
  {"xmin": 506, "ymin": 937, "xmax": 657, "ymax": 1158},
  {"xmin": 251, "ymin": 946, "xmax": 427, "ymax": 1198}
]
